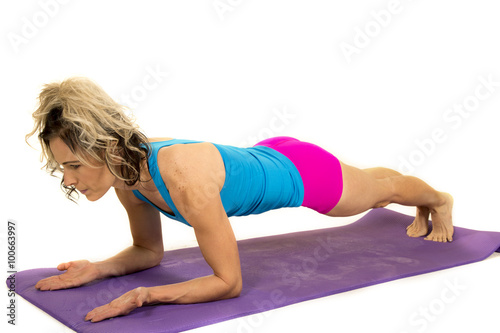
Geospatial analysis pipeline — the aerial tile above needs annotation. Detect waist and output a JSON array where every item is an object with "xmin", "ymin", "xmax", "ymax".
[{"xmin": 215, "ymin": 144, "xmax": 304, "ymax": 217}]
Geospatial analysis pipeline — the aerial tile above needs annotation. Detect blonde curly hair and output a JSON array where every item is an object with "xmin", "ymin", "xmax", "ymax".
[{"xmin": 26, "ymin": 77, "xmax": 151, "ymax": 201}]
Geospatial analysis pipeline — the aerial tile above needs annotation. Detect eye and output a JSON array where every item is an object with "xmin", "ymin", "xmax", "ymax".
[{"xmin": 69, "ymin": 165, "xmax": 80, "ymax": 170}]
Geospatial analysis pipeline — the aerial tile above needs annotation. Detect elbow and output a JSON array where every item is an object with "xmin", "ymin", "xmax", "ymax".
[
  {"xmin": 216, "ymin": 272, "xmax": 242, "ymax": 300},
  {"xmin": 152, "ymin": 253, "xmax": 164, "ymax": 267},
  {"xmin": 146, "ymin": 249, "xmax": 164, "ymax": 268},
  {"xmin": 132, "ymin": 243, "xmax": 164, "ymax": 268},
  {"xmin": 148, "ymin": 248, "xmax": 165, "ymax": 268},
  {"xmin": 225, "ymin": 277, "xmax": 243, "ymax": 299},
  {"xmin": 144, "ymin": 250, "xmax": 163, "ymax": 268},
  {"xmin": 230, "ymin": 283, "xmax": 243, "ymax": 299}
]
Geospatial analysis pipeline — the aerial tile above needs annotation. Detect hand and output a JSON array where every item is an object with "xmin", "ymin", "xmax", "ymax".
[
  {"xmin": 35, "ymin": 260, "xmax": 99, "ymax": 291},
  {"xmin": 85, "ymin": 287, "xmax": 150, "ymax": 322}
]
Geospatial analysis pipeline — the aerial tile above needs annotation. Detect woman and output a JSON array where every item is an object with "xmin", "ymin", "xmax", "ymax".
[{"xmin": 27, "ymin": 77, "xmax": 453, "ymax": 323}]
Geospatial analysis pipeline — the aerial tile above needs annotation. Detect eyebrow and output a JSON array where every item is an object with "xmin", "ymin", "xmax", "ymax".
[{"xmin": 61, "ymin": 160, "xmax": 80, "ymax": 165}]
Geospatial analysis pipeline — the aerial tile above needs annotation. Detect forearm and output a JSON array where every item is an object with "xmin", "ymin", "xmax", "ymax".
[
  {"xmin": 94, "ymin": 245, "xmax": 162, "ymax": 279},
  {"xmin": 147, "ymin": 274, "xmax": 242, "ymax": 305}
]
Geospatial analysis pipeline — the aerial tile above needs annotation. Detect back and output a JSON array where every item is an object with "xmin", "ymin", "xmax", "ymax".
[
  {"xmin": 133, "ymin": 139, "xmax": 304, "ymax": 226},
  {"xmin": 216, "ymin": 142, "xmax": 304, "ymax": 217}
]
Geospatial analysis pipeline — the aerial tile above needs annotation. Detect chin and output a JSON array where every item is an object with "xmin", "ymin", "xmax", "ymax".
[
  {"xmin": 85, "ymin": 188, "xmax": 110, "ymax": 202},
  {"xmin": 86, "ymin": 195, "xmax": 101, "ymax": 202}
]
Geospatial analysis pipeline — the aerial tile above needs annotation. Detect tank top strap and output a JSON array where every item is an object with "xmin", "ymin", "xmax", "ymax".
[{"xmin": 133, "ymin": 139, "xmax": 202, "ymax": 226}]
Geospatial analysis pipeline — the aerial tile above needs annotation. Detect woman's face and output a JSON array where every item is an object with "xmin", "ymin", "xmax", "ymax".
[{"xmin": 49, "ymin": 137, "xmax": 117, "ymax": 201}]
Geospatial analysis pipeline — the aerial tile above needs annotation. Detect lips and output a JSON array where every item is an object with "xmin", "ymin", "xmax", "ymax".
[{"xmin": 79, "ymin": 189, "xmax": 88, "ymax": 194}]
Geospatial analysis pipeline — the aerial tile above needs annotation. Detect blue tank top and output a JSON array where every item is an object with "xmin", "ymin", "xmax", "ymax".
[{"xmin": 132, "ymin": 139, "xmax": 304, "ymax": 227}]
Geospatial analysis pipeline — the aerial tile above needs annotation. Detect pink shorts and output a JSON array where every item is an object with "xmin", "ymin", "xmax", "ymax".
[{"xmin": 254, "ymin": 136, "xmax": 344, "ymax": 214}]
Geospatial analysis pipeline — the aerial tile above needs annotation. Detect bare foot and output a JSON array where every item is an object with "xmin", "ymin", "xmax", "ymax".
[
  {"xmin": 425, "ymin": 192, "xmax": 454, "ymax": 243},
  {"xmin": 407, "ymin": 206, "xmax": 430, "ymax": 238}
]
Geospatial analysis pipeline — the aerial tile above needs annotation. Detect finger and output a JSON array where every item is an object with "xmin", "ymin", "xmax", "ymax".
[
  {"xmin": 36, "ymin": 275, "xmax": 78, "ymax": 291},
  {"xmin": 36, "ymin": 280, "xmax": 63, "ymax": 291},
  {"xmin": 57, "ymin": 262, "xmax": 71, "ymax": 271},
  {"xmin": 85, "ymin": 307, "xmax": 101, "ymax": 322},
  {"xmin": 49, "ymin": 278, "xmax": 79, "ymax": 290},
  {"xmin": 86, "ymin": 304, "xmax": 127, "ymax": 323},
  {"xmin": 35, "ymin": 276, "xmax": 52, "ymax": 289},
  {"xmin": 35, "ymin": 280, "xmax": 44, "ymax": 290},
  {"xmin": 36, "ymin": 276, "xmax": 60, "ymax": 290}
]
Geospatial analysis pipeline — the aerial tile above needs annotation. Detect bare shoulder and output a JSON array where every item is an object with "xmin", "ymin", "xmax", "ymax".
[
  {"xmin": 148, "ymin": 137, "xmax": 174, "ymax": 143},
  {"xmin": 114, "ymin": 187, "xmax": 146, "ymax": 208},
  {"xmin": 157, "ymin": 143, "xmax": 225, "ymax": 188}
]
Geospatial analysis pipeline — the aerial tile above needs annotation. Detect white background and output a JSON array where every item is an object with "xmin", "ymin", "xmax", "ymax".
[{"xmin": 1, "ymin": 0, "xmax": 500, "ymax": 332}]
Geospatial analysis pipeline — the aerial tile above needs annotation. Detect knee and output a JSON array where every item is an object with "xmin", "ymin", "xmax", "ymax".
[
  {"xmin": 364, "ymin": 167, "xmax": 402, "ymax": 179},
  {"xmin": 373, "ymin": 200, "xmax": 391, "ymax": 209},
  {"xmin": 372, "ymin": 177, "xmax": 396, "ymax": 208}
]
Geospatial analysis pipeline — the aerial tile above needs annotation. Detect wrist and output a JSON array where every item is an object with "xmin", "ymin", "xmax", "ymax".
[
  {"xmin": 145, "ymin": 285, "xmax": 174, "ymax": 305},
  {"xmin": 145, "ymin": 286, "xmax": 156, "ymax": 305},
  {"xmin": 92, "ymin": 261, "xmax": 111, "ymax": 279},
  {"xmin": 143, "ymin": 286, "xmax": 156, "ymax": 306}
]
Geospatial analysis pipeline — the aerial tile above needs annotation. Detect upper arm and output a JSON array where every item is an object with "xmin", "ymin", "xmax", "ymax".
[
  {"xmin": 159, "ymin": 144, "xmax": 242, "ymax": 293},
  {"xmin": 115, "ymin": 188, "xmax": 164, "ymax": 259}
]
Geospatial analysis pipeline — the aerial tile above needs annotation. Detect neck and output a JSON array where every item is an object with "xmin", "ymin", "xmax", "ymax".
[{"xmin": 112, "ymin": 159, "xmax": 155, "ymax": 192}]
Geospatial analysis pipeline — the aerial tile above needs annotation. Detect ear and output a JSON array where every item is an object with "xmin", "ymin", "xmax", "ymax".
[{"xmin": 104, "ymin": 139, "xmax": 127, "ymax": 169}]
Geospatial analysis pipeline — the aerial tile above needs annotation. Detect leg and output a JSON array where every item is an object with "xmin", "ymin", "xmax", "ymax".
[
  {"xmin": 363, "ymin": 167, "xmax": 402, "ymax": 179},
  {"xmin": 363, "ymin": 168, "xmax": 433, "ymax": 237},
  {"xmin": 327, "ymin": 162, "xmax": 454, "ymax": 242}
]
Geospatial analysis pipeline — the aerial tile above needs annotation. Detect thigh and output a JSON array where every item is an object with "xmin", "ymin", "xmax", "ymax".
[{"xmin": 326, "ymin": 162, "xmax": 393, "ymax": 217}]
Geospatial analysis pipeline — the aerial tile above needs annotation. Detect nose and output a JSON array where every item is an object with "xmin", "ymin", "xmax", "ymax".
[{"xmin": 63, "ymin": 171, "xmax": 77, "ymax": 187}]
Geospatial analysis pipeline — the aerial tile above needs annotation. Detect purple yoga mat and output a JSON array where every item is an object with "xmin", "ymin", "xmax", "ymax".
[{"xmin": 8, "ymin": 208, "xmax": 500, "ymax": 332}]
